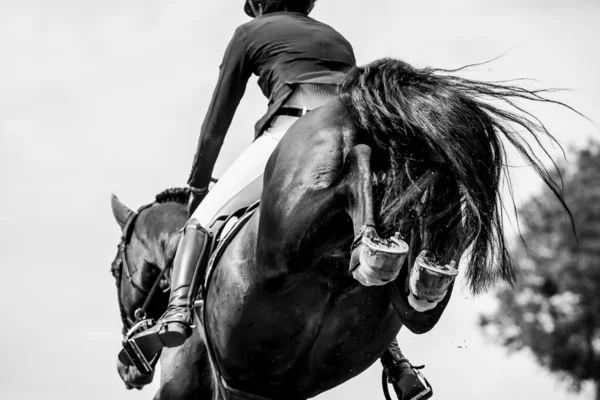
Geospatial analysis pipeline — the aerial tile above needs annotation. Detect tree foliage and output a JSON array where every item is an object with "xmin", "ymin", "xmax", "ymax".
[{"xmin": 480, "ymin": 143, "xmax": 600, "ymax": 396}]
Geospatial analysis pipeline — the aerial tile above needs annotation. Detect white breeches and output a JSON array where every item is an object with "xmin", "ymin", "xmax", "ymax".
[
  {"xmin": 191, "ymin": 85, "xmax": 337, "ymax": 228},
  {"xmin": 191, "ymin": 115, "xmax": 299, "ymax": 228}
]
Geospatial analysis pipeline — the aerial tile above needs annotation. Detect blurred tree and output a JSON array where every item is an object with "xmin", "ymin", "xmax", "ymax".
[{"xmin": 480, "ymin": 143, "xmax": 600, "ymax": 399}]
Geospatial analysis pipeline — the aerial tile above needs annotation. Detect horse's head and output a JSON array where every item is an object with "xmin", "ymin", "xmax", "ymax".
[
  {"xmin": 109, "ymin": 189, "xmax": 189, "ymax": 389},
  {"xmin": 341, "ymin": 58, "xmax": 572, "ymax": 296}
]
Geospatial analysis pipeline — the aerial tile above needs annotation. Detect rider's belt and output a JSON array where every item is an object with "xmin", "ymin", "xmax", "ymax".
[{"xmin": 274, "ymin": 107, "xmax": 308, "ymax": 118}]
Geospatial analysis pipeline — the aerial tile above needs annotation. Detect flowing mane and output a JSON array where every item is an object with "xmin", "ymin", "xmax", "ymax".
[{"xmin": 340, "ymin": 58, "xmax": 575, "ymax": 293}]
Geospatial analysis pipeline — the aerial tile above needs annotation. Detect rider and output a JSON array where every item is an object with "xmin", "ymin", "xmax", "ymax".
[{"xmin": 125, "ymin": 1, "xmax": 430, "ymax": 398}]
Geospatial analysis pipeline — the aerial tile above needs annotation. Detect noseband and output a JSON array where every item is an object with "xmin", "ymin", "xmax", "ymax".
[{"xmin": 112, "ymin": 203, "xmax": 172, "ymax": 333}]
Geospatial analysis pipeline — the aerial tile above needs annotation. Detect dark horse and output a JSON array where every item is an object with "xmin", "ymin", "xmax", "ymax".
[
  {"xmin": 111, "ymin": 58, "xmax": 572, "ymax": 399},
  {"xmin": 111, "ymin": 189, "xmax": 213, "ymax": 398}
]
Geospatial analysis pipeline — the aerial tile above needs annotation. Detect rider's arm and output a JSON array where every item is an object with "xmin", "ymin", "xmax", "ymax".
[{"xmin": 187, "ymin": 27, "xmax": 252, "ymax": 189}]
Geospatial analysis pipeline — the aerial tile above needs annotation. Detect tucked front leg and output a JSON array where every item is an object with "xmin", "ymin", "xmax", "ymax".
[
  {"xmin": 407, "ymin": 250, "xmax": 458, "ymax": 312},
  {"xmin": 388, "ymin": 258, "xmax": 455, "ymax": 335},
  {"xmin": 337, "ymin": 144, "xmax": 409, "ymax": 286}
]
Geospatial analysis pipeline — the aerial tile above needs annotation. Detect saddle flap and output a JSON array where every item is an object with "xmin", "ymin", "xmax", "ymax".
[{"xmin": 198, "ymin": 201, "xmax": 259, "ymax": 303}]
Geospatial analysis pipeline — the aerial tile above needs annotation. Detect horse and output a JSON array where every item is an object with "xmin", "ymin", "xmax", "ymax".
[
  {"xmin": 111, "ymin": 188, "xmax": 421, "ymax": 400},
  {"xmin": 197, "ymin": 58, "xmax": 574, "ymax": 399},
  {"xmin": 110, "ymin": 188, "xmax": 214, "ymax": 399},
  {"xmin": 111, "ymin": 57, "xmax": 573, "ymax": 400}
]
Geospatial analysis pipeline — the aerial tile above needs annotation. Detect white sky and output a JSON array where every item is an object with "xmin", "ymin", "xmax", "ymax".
[{"xmin": 0, "ymin": 1, "xmax": 598, "ymax": 399}]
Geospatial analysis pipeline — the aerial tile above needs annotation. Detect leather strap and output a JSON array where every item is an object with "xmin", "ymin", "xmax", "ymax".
[
  {"xmin": 135, "ymin": 262, "xmax": 171, "ymax": 321},
  {"xmin": 274, "ymin": 107, "xmax": 307, "ymax": 118}
]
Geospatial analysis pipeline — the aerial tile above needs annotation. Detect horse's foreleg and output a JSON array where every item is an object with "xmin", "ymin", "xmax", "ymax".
[
  {"xmin": 338, "ymin": 144, "xmax": 409, "ymax": 287},
  {"xmin": 337, "ymin": 144, "xmax": 376, "ymax": 235},
  {"xmin": 153, "ymin": 328, "xmax": 213, "ymax": 400},
  {"xmin": 387, "ymin": 259, "xmax": 454, "ymax": 334}
]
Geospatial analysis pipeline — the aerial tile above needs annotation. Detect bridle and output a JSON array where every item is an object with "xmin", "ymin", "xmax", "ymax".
[{"xmin": 112, "ymin": 203, "xmax": 172, "ymax": 334}]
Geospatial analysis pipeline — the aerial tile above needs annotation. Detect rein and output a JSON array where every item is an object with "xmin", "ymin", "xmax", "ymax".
[{"xmin": 114, "ymin": 203, "xmax": 172, "ymax": 331}]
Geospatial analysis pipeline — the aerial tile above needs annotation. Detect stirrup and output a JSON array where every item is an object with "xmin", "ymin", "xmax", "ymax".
[
  {"xmin": 120, "ymin": 319, "xmax": 162, "ymax": 375},
  {"xmin": 382, "ymin": 364, "xmax": 433, "ymax": 400}
]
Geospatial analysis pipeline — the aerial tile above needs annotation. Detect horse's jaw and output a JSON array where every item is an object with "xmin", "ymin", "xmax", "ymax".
[
  {"xmin": 350, "ymin": 235, "xmax": 409, "ymax": 286},
  {"xmin": 116, "ymin": 358, "xmax": 155, "ymax": 390}
]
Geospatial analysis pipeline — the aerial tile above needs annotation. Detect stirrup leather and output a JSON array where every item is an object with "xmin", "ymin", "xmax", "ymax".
[{"xmin": 121, "ymin": 319, "xmax": 161, "ymax": 375}]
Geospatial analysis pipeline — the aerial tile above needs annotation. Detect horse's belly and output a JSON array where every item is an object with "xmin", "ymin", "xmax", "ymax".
[
  {"xmin": 288, "ymin": 288, "xmax": 402, "ymax": 396},
  {"xmin": 207, "ymin": 217, "xmax": 402, "ymax": 398},
  {"xmin": 210, "ymin": 267, "xmax": 401, "ymax": 397}
]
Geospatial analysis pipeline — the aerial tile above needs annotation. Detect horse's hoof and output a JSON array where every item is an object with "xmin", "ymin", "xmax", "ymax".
[
  {"xmin": 409, "ymin": 250, "xmax": 458, "ymax": 303},
  {"xmin": 351, "ymin": 235, "xmax": 409, "ymax": 286}
]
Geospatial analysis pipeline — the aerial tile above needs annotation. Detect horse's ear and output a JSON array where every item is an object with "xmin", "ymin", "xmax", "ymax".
[{"xmin": 111, "ymin": 194, "xmax": 134, "ymax": 229}]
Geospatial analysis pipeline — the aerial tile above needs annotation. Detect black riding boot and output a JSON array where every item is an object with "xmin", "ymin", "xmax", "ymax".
[
  {"xmin": 119, "ymin": 219, "xmax": 210, "ymax": 367},
  {"xmin": 381, "ymin": 340, "xmax": 432, "ymax": 400}
]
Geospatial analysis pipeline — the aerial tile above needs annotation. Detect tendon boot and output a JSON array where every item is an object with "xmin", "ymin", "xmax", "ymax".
[
  {"xmin": 381, "ymin": 340, "xmax": 432, "ymax": 400},
  {"xmin": 119, "ymin": 219, "xmax": 210, "ymax": 370}
]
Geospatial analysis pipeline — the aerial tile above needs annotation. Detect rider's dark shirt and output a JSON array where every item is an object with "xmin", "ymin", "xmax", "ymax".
[{"xmin": 188, "ymin": 11, "xmax": 356, "ymax": 189}]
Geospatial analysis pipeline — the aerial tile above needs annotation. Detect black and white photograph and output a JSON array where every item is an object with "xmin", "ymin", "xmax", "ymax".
[{"xmin": 1, "ymin": 1, "xmax": 599, "ymax": 399}]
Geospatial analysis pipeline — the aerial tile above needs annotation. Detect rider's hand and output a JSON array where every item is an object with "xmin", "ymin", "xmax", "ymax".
[{"xmin": 188, "ymin": 186, "xmax": 208, "ymax": 216}]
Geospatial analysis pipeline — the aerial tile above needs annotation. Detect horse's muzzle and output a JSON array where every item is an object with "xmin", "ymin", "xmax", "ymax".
[
  {"xmin": 350, "ymin": 233, "xmax": 409, "ymax": 286},
  {"xmin": 117, "ymin": 358, "xmax": 155, "ymax": 390}
]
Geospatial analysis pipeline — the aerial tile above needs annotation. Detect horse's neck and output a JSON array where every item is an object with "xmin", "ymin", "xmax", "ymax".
[{"xmin": 139, "ymin": 205, "xmax": 186, "ymax": 275}]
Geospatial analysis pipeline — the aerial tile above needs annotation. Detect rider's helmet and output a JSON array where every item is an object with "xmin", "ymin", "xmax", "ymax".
[{"xmin": 244, "ymin": 0, "xmax": 316, "ymax": 17}]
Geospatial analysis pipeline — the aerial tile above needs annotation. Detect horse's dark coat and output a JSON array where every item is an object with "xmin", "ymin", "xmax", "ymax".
[
  {"xmin": 110, "ymin": 58, "xmax": 574, "ymax": 400},
  {"xmin": 205, "ymin": 100, "xmax": 450, "ymax": 398},
  {"xmin": 111, "ymin": 196, "xmax": 214, "ymax": 399}
]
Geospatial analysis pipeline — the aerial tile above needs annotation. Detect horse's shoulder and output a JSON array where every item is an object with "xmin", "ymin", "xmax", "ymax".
[
  {"xmin": 313, "ymin": 99, "xmax": 358, "ymax": 136},
  {"xmin": 282, "ymin": 99, "xmax": 360, "ymax": 158}
]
